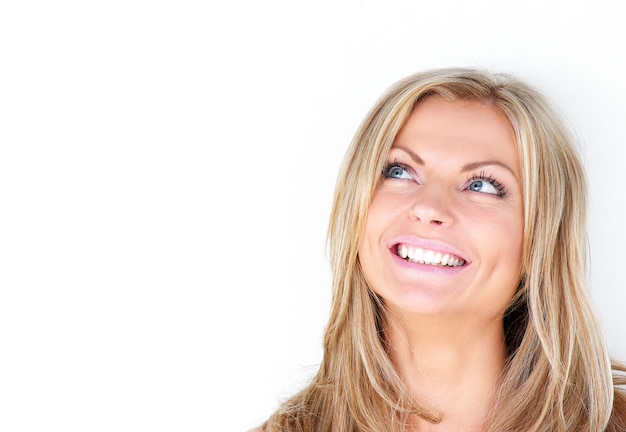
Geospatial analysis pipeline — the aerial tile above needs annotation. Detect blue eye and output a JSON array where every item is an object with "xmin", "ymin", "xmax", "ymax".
[
  {"xmin": 383, "ymin": 163, "xmax": 412, "ymax": 180},
  {"xmin": 467, "ymin": 175, "xmax": 506, "ymax": 197}
]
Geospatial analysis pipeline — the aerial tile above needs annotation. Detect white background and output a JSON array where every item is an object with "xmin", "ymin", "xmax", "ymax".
[{"xmin": 1, "ymin": 1, "xmax": 625, "ymax": 431}]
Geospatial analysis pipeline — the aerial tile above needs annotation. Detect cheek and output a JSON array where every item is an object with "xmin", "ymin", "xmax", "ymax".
[
  {"xmin": 359, "ymin": 197, "xmax": 385, "ymax": 256},
  {"xmin": 360, "ymin": 192, "xmax": 410, "ymax": 249},
  {"xmin": 362, "ymin": 192, "xmax": 393, "ymax": 236},
  {"xmin": 367, "ymin": 190, "xmax": 410, "ymax": 221},
  {"xmin": 490, "ymin": 216, "xmax": 524, "ymax": 290},
  {"xmin": 463, "ymin": 204, "xmax": 524, "ymax": 269},
  {"xmin": 358, "ymin": 192, "xmax": 403, "ymax": 273},
  {"xmin": 499, "ymin": 210, "xmax": 524, "ymax": 262}
]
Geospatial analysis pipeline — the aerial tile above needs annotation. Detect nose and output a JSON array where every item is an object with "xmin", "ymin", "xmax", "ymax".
[{"xmin": 409, "ymin": 184, "xmax": 454, "ymax": 226}]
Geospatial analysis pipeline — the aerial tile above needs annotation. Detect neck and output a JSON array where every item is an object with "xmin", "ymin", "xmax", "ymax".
[{"xmin": 386, "ymin": 311, "xmax": 507, "ymax": 430}]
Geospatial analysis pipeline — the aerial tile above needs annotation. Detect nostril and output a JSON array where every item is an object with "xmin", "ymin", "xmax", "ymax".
[{"xmin": 409, "ymin": 196, "xmax": 452, "ymax": 226}]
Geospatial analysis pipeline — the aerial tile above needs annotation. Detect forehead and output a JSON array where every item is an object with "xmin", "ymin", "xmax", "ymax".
[
  {"xmin": 400, "ymin": 96, "xmax": 513, "ymax": 142},
  {"xmin": 393, "ymin": 96, "xmax": 519, "ymax": 169}
]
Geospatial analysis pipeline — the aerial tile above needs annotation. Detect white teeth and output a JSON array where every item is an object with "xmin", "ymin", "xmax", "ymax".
[
  {"xmin": 414, "ymin": 248, "xmax": 424, "ymax": 262},
  {"xmin": 397, "ymin": 245, "xmax": 465, "ymax": 267},
  {"xmin": 423, "ymin": 250, "xmax": 434, "ymax": 264}
]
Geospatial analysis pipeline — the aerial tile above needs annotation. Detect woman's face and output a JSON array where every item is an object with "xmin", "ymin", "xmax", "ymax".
[{"xmin": 358, "ymin": 96, "xmax": 524, "ymax": 322}]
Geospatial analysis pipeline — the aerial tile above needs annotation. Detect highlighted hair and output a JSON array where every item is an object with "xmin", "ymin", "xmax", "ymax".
[{"xmin": 262, "ymin": 68, "xmax": 625, "ymax": 432}]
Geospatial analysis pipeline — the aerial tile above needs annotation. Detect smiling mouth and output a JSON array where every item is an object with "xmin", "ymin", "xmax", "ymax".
[{"xmin": 395, "ymin": 244, "xmax": 466, "ymax": 267}]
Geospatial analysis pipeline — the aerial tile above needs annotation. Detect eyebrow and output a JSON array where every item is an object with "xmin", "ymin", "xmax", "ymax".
[{"xmin": 391, "ymin": 145, "xmax": 518, "ymax": 177}]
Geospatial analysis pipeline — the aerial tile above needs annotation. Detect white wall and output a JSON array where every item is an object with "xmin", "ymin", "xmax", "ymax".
[{"xmin": 1, "ymin": 1, "xmax": 624, "ymax": 431}]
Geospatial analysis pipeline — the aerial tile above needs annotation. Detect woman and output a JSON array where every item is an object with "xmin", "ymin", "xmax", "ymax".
[{"xmin": 254, "ymin": 68, "xmax": 626, "ymax": 431}]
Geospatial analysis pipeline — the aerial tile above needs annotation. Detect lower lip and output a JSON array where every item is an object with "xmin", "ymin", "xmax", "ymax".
[{"xmin": 389, "ymin": 248, "xmax": 467, "ymax": 274}]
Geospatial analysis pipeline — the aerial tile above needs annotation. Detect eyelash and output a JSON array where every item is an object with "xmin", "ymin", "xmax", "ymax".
[
  {"xmin": 381, "ymin": 162, "xmax": 508, "ymax": 198},
  {"xmin": 381, "ymin": 160, "xmax": 412, "ymax": 179},
  {"xmin": 466, "ymin": 171, "xmax": 507, "ymax": 198}
]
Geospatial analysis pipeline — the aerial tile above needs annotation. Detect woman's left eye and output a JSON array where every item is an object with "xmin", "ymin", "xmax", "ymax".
[{"xmin": 467, "ymin": 177, "xmax": 506, "ymax": 197}]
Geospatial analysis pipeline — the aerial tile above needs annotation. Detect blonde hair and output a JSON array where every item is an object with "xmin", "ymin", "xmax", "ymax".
[{"xmin": 262, "ymin": 68, "xmax": 626, "ymax": 431}]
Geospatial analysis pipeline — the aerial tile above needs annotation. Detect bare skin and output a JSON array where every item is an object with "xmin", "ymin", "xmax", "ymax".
[
  {"xmin": 255, "ymin": 97, "xmax": 523, "ymax": 431},
  {"xmin": 359, "ymin": 97, "xmax": 523, "ymax": 431},
  {"xmin": 387, "ymin": 311, "xmax": 507, "ymax": 431}
]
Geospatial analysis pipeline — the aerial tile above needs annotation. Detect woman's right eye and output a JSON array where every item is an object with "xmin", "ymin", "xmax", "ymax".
[{"xmin": 382, "ymin": 163, "xmax": 412, "ymax": 180}]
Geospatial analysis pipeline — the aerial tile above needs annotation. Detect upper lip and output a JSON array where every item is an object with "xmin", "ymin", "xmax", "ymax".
[{"xmin": 387, "ymin": 235, "xmax": 470, "ymax": 264}]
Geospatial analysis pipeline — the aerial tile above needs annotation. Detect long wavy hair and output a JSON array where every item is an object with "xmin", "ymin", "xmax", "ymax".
[{"xmin": 262, "ymin": 68, "xmax": 626, "ymax": 431}]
